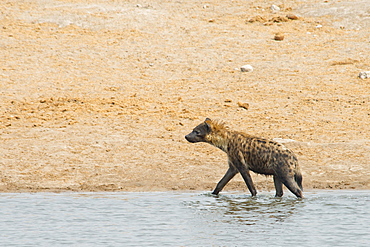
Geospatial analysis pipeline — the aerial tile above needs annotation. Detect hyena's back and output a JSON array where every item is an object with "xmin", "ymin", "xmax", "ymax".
[{"xmin": 236, "ymin": 135, "xmax": 301, "ymax": 177}]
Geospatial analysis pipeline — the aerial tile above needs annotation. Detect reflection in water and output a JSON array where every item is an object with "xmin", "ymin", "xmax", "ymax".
[
  {"xmin": 0, "ymin": 191, "xmax": 369, "ymax": 246},
  {"xmin": 186, "ymin": 193, "xmax": 304, "ymax": 225}
]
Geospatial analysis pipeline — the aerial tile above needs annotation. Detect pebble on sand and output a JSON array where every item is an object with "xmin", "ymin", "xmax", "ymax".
[
  {"xmin": 286, "ymin": 13, "xmax": 299, "ymax": 20},
  {"xmin": 237, "ymin": 102, "xmax": 249, "ymax": 110},
  {"xmin": 274, "ymin": 33, "xmax": 284, "ymax": 41},
  {"xmin": 240, "ymin": 65, "xmax": 253, "ymax": 72},
  {"xmin": 270, "ymin": 5, "xmax": 280, "ymax": 12},
  {"xmin": 358, "ymin": 71, "xmax": 370, "ymax": 79}
]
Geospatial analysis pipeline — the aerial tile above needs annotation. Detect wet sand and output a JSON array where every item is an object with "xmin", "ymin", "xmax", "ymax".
[{"xmin": 1, "ymin": 0, "xmax": 369, "ymax": 193}]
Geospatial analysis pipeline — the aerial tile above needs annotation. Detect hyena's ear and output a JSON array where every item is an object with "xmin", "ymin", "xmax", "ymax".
[{"xmin": 204, "ymin": 118, "xmax": 212, "ymax": 131}]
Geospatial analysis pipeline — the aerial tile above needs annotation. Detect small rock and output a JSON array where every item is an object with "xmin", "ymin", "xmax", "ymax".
[
  {"xmin": 270, "ymin": 5, "xmax": 280, "ymax": 12},
  {"xmin": 358, "ymin": 71, "xmax": 370, "ymax": 79},
  {"xmin": 240, "ymin": 65, "xmax": 253, "ymax": 72},
  {"xmin": 316, "ymin": 24, "xmax": 323, "ymax": 28},
  {"xmin": 274, "ymin": 33, "xmax": 284, "ymax": 41},
  {"xmin": 286, "ymin": 13, "xmax": 299, "ymax": 20},
  {"xmin": 238, "ymin": 102, "xmax": 249, "ymax": 110}
]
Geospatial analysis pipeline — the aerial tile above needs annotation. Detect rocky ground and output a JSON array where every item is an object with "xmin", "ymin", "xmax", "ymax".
[{"xmin": 1, "ymin": 0, "xmax": 369, "ymax": 193}]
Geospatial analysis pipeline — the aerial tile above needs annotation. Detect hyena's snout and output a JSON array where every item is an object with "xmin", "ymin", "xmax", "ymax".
[
  {"xmin": 185, "ymin": 131, "xmax": 201, "ymax": 143},
  {"xmin": 185, "ymin": 133, "xmax": 196, "ymax": 143}
]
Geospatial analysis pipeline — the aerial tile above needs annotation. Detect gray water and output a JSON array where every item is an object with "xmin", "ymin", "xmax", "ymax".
[{"xmin": 0, "ymin": 191, "xmax": 369, "ymax": 247}]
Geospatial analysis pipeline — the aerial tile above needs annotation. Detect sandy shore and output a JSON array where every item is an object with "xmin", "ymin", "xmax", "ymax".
[{"xmin": 1, "ymin": 0, "xmax": 369, "ymax": 193}]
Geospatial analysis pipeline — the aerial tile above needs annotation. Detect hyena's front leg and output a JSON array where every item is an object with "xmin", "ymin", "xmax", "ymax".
[
  {"xmin": 234, "ymin": 153, "xmax": 257, "ymax": 196},
  {"xmin": 239, "ymin": 168, "xmax": 257, "ymax": 197},
  {"xmin": 212, "ymin": 164, "xmax": 238, "ymax": 195}
]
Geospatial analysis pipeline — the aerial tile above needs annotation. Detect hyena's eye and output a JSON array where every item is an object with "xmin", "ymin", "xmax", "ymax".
[{"xmin": 194, "ymin": 130, "xmax": 201, "ymax": 135}]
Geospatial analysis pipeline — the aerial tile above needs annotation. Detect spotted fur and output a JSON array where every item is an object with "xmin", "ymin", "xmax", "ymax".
[{"xmin": 185, "ymin": 118, "xmax": 303, "ymax": 198}]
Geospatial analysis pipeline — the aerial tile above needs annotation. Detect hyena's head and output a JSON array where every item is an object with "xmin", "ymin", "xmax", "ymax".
[{"xmin": 185, "ymin": 118, "xmax": 212, "ymax": 143}]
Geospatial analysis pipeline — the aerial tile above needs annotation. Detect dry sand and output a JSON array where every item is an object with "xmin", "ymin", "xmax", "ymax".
[{"xmin": 1, "ymin": 0, "xmax": 369, "ymax": 193}]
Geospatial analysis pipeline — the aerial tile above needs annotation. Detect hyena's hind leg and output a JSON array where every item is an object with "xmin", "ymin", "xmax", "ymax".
[
  {"xmin": 295, "ymin": 173, "xmax": 303, "ymax": 191},
  {"xmin": 273, "ymin": 175, "xmax": 284, "ymax": 197},
  {"xmin": 282, "ymin": 176, "xmax": 303, "ymax": 198},
  {"xmin": 212, "ymin": 164, "xmax": 238, "ymax": 195}
]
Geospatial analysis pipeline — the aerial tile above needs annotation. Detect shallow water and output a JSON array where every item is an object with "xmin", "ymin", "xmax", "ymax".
[{"xmin": 0, "ymin": 191, "xmax": 369, "ymax": 246}]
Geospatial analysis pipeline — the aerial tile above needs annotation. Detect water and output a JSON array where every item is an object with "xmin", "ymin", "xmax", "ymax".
[{"xmin": 0, "ymin": 191, "xmax": 369, "ymax": 247}]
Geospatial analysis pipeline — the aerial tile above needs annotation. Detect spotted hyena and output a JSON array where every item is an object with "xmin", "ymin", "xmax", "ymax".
[{"xmin": 185, "ymin": 118, "xmax": 303, "ymax": 198}]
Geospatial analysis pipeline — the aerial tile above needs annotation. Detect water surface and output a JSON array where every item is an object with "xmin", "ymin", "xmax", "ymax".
[{"xmin": 0, "ymin": 191, "xmax": 369, "ymax": 246}]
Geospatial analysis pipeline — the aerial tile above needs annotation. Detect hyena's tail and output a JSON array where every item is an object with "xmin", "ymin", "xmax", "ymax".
[{"xmin": 295, "ymin": 171, "xmax": 303, "ymax": 191}]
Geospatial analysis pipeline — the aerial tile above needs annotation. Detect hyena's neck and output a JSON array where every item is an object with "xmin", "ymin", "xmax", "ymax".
[
  {"xmin": 206, "ymin": 131, "xmax": 230, "ymax": 152},
  {"xmin": 207, "ymin": 130, "xmax": 255, "ymax": 153}
]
